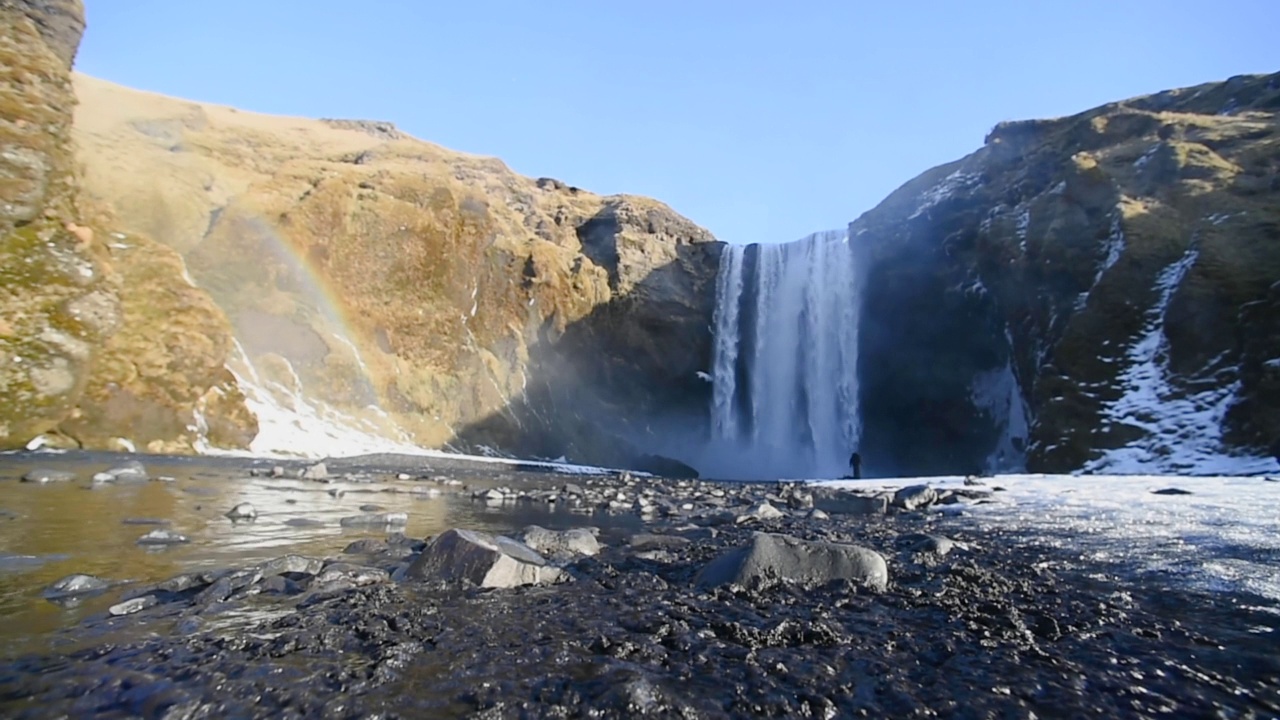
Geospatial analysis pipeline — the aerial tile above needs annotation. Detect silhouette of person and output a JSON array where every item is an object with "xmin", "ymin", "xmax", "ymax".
[{"xmin": 849, "ymin": 451, "xmax": 862, "ymax": 480}]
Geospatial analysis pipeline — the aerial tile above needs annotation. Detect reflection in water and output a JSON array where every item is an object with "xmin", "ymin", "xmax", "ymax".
[{"xmin": 0, "ymin": 453, "xmax": 635, "ymax": 656}]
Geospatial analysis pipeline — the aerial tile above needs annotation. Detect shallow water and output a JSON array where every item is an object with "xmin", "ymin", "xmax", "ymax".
[{"xmin": 0, "ymin": 451, "xmax": 641, "ymax": 656}]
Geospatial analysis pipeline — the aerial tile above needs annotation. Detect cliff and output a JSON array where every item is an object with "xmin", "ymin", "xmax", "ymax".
[
  {"xmin": 0, "ymin": 0, "xmax": 254, "ymax": 453},
  {"xmin": 856, "ymin": 72, "xmax": 1280, "ymax": 475},
  {"xmin": 70, "ymin": 75, "xmax": 721, "ymax": 467}
]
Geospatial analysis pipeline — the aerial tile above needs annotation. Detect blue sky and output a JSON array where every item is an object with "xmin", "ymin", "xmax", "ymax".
[{"xmin": 77, "ymin": 1, "xmax": 1278, "ymax": 245}]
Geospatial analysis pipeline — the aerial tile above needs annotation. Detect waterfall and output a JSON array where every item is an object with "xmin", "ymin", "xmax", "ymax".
[{"xmin": 704, "ymin": 230, "xmax": 865, "ymax": 479}]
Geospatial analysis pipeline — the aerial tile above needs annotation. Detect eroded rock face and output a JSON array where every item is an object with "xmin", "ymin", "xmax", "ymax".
[
  {"xmin": 72, "ymin": 75, "xmax": 721, "ymax": 468},
  {"xmin": 0, "ymin": 2, "xmax": 255, "ymax": 453},
  {"xmin": 857, "ymin": 72, "xmax": 1280, "ymax": 475}
]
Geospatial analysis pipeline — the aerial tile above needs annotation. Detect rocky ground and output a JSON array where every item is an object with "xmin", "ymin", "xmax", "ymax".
[{"xmin": 1, "ymin": 459, "xmax": 1278, "ymax": 719}]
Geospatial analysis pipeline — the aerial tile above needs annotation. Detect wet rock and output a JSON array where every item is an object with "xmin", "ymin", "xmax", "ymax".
[
  {"xmin": 697, "ymin": 532, "xmax": 889, "ymax": 591},
  {"xmin": 358, "ymin": 503, "xmax": 385, "ymax": 512},
  {"xmin": 43, "ymin": 573, "xmax": 109, "ymax": 599},
  {"xmin": 406, "ymin": 528, "xmax": 561, "ymax": 588},
  {"xmin": 20, "ymin": 468, "xmax": 76, "ymax": 483},
  {"xmin": 902, "ymin": 533, "xmax": 957, "ymax": 557},
  {"xmin": 121, "ymin": 517, "xmax": 170, "ymax": 526},
  {"xmin": 284, "ymin": 517, "xmax": 324, "ymax": 527},
  {"xmin": 301, "ymin": 462, "xmax": 328, "ymax": 481},
  {"xmin": 92, "ymin": 461, "xmax": 148, "ymax": 483},
  {"xmin": 316, "ymin": 562, "xmax": 389, "ymax": 585},
  {"xmin": 136, "ymin": 529, "xmax": 189, "ymax": 545},
  {"xmin": 259, "ymin": 575, "xmax": 301, "ymax": 595},
  {"xmin": 343, "ymin": 538, "xmax": 391, "ymax": 555},
  {"xmin": 258, "ymin": 555, "xmax": 325, "ymax": 578},
  {"xmin": 521, "ymin": 526, "xmax": 601, "ymax": 557},
  {"xmin": 1152, "ymin": 488, "xmax": 1193, "ymax": 496},
  {"xmin": 108, "ymin": 595, "xmax": 158, "ymax": 616},
  {"xmin": 339, "ymin": 512, "xmax": 408, "ymax": 528},
  {"xmin": 893, "ymin": 485, "xmax": 938, "ymax": 511},
  {"xmin": 225, "ymin": 502, "xmax": 257, "ymax": 520},
  {"xmin": 155, "ymin": 573, "xmax": 209, "ymax": 593},
  {"xmin": 811, "ymin": 489, "xmax": 888, "ymax": 515},
  {"xmin": 629, "ymin": 533, "xmax": 692, "ymax": 552},
  {"xmin": 807, "ymin": 508, "xmax": 831, "ymax": 521},
  {"xmin": 562, "ymin": 482, "xmax": 586, "ymax": 497}
]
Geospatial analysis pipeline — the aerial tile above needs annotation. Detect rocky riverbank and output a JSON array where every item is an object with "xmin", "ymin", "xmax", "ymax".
[{"xmin": 1, "ymin": 455, "xmax": 1277, "ymax": 718}]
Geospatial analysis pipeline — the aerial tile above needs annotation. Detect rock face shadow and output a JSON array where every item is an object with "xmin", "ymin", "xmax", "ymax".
[{"xmin": 449, "ymin": 235, "xmax": 723, "ymax": 477}]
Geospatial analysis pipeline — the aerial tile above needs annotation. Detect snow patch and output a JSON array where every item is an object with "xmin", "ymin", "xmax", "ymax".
[
  {"xmin": 819, "ymin": 474, "xmax": 1280, "ymax": 603},
  {"xmin": 1134, "ymin": 144, "xmax": 1160, "ymax": 169},
  {"xmin": 1086, "ymin": 248, "xmax": 1271, "ymax": 475},
  {"xmin": 910, "ymin": 170, "xmax": 981, "ymax": 220},
  {"xmin": 1015, "ymin": 206, "xmax": 1031, "ymax": 252}
]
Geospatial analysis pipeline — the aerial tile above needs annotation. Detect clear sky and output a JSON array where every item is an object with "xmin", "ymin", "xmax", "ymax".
[{"xmin": 77, "ymin": 0, "xmax": 1278, "ymax": 246}]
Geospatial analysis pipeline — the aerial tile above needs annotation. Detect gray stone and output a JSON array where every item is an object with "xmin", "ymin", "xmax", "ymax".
[
  {"xmin": 258, "ymin": 555, "xmax": 325, "ymax": 577},
  {"xmin": 109, "ymin": 595, "xmax": 158, "ymax": 616},
  {"xmin": 811, "ymin": 489, "xmax": 889, "ymax": 515},
  {"xmin": 629, "ymin": 533, "xmax": 692, "ymax": 552},
  {"xmin": 339, "ymin": 512, "xmax": 408, "ymax": 528},
  {"xmin": 225, "ymin": 502, "xmax": 257, "ymax": 520},
  {"xmin": 103, "ymin": 461, "xmax": 148, "ymax": 482},
  {"xmin": 301, "ymin": 462, "xmax": 328, "ymax": 480},
  {"xmin": 314, "ymin": 563, "xmax": 389, "ymax": 587},
  {"xmin": 284, "ymin": 517, "xmax": 324, "ymax": 527},
  {"xmin": 21, "ymin": 468, "xmax": 76, "ymax": 483},
  {"xmin": 807, "ymin": 508, "xmax": 831, "ymax": 521},
  {"xmin": 406, "ymin": 528, "xmax": 561, "ymax": 588},
  {"xmin": 136, "ymin": 529, "xmax": 189, "ymax": 545},
  {"xmin": 358, "ymin": 504, "xmax": 386, "ymax": 512},
  {"xmin": 521, "ymin": 525, "xmax": 601, "ymax": 557},
  {"xmin": 893, "ymin": 485, "xmax": 938, "ymax": 511},
  {"xmin": 43, "ymin": 573, "xmax": 109, "ymax": 598},
  {"xmin": 696, "ymin": 532, "xmax": 889, "ymax": 591},
  {"xmin": 904, "ymin": 533, "xmax": 956, "ymax": 556}
]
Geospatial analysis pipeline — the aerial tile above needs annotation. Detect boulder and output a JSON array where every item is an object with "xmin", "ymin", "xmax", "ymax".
[
  {"xmin": 811, "ymin": 489, "xmax": 888, "ymax": 515},
  {"xmin": 406, "ymin": 528, "xmax": 561, "ymax": 588},
  {"xmin": 696, "ymin": 532, "xmax": 888, "ymax": 591},
  {"xmin": 21, "ymin": 468, "xmax": 76, "ymax": 483},
  {"xmin": 520, "ymin": 526, "xmax": 601, "ymax": 557},
  {"xmin": 892, "ymin": 485, "xmax": 938, "ymax": 511},
  {"xmin": 43, "ymin": 573, "xmax": 109, "ymax": 598}
]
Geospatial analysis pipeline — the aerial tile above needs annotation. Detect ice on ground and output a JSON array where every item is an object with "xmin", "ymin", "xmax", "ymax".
[{"xmin": 820, "ymin": 473, "xmax": 1280, "ymax": 604}]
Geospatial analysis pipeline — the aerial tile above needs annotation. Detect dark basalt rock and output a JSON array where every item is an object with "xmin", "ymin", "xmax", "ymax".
[{"xmin": 696, "ymin": 532, "xmax": 889, "ymax": 591}]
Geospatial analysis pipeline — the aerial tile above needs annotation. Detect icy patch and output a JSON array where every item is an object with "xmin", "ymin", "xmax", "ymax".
[
  {"xmin": 970, "ymin": 338, "xmax": 1029, "ymax": 473},
  {"xmin": 1086, "ymin": 248, "xmax": 1271, "ymax": 475},
  {"xmin": 1078, "ymin": 215, "xmax": 1127, "ymax": 311},
  {"xmin": 910, "ymin": 170, "xmax": 981, "ymax": 220},
  {"xmin": 1015, "ymin": 206, "xmax": 1031, "ymax": 252},
  {"xmin": 819, "ymin": 474, "xmax": 1280, "ymax": 603},
  {"xmin": 1134, "ymin": 144, "xmax": 1160, "ymax": 169}
]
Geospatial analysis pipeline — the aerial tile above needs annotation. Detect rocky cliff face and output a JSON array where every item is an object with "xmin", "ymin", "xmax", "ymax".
[
  {"xmin": 0, "ymin": 0, "xmax": 255, "ymax": 453},
  {"xmin": 71, "ymin": 76, "xmax": 721, "ymax": 467},
  {"xmin": 856, "ymin": 72, "xmax": 1280, "ymax": 475}
]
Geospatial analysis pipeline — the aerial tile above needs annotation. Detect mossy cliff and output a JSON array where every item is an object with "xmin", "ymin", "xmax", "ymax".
[
  {"xmin": 0, "ymin": 0, "xmax": 255, "ymax": 452},
  {"xmin": 72, "ymin": 75, "xmax": 721, "ymax": 466},
  {"xmin": 856, "ymin": 72, "xmax": 1280, "ymax": 474}
]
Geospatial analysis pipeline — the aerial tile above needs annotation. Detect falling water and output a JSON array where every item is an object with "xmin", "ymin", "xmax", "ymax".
[{"xmin": 704, "ymin": 230, "xmax": 865, "ymax": 479}]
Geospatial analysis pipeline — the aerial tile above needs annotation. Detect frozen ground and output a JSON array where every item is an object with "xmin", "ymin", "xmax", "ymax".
[{"xmin": 823, "ymin": 473, "xmax": 1280, "ymax": 607}]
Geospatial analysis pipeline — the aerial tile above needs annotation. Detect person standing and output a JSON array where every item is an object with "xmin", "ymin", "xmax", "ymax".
[{"xmin": 849, "ymin": 451, "xmax": 862, "ymax": 480}]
